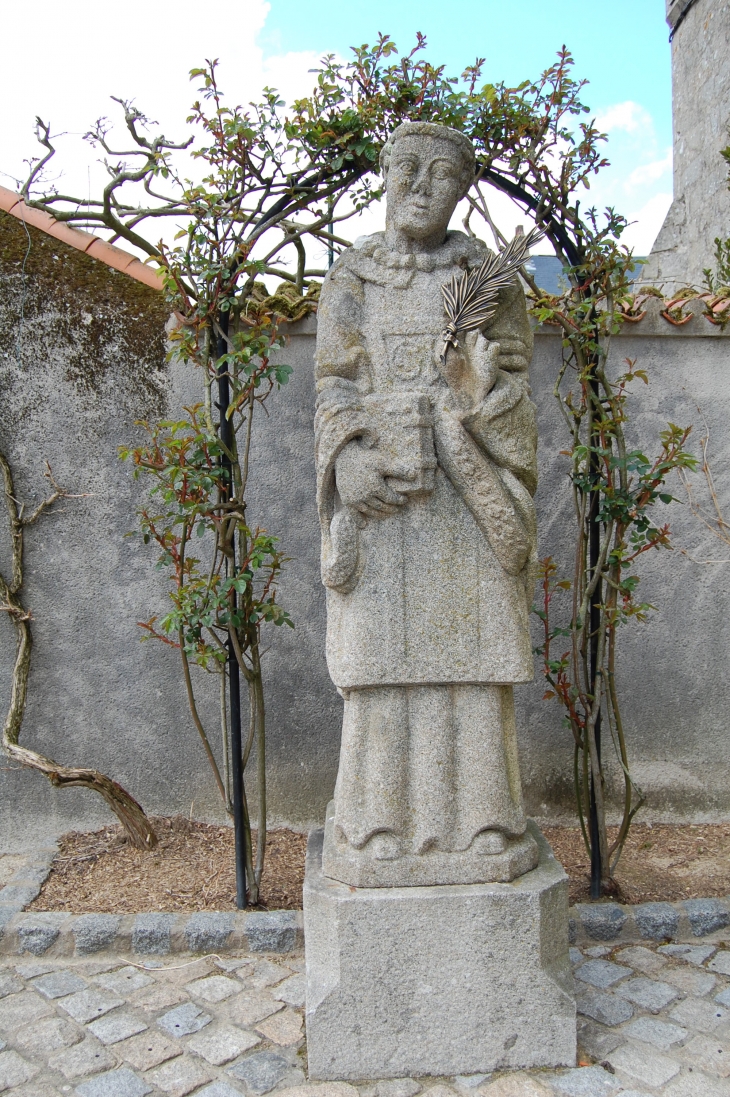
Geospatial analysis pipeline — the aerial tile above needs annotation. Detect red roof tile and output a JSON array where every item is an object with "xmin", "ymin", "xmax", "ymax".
[{"xmin": 0, "ymin": 185, "xmax": 164, "ymax": 291}]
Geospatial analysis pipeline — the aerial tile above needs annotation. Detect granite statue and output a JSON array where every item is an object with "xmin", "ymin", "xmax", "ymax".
[{"xmin": 314, "ymin": 121, "xmax": 540, "ymax": 887}]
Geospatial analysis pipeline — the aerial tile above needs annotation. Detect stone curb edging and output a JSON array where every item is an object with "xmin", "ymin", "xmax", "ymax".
[
  {"xmin": 3, "ymin": 848, "xmax": 729, "ymax": 955},
  {"xmin": 0, "ymin": 909, "xmax": 303, "ymax": 958},
  {"xmin": 569, "ymin": 896, "xmax": 730, "ymax": 945}
]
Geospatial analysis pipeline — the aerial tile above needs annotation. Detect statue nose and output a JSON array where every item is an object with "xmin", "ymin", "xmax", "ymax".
[{"xmin": 412, "ymin": 172, "xmax": 432, "ymax": 196}]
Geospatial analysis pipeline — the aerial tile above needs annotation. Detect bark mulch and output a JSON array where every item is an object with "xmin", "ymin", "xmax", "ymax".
[
  {"xmin": 544, "ymin": 822, "xmax": 730, "ymax": 905},
  {"xmin": 30, "ymin": 816, "xmax": 306, "ymax": 913},
  {"xmin": 28, "ymin": 816, "xmax": 730, "ymax": 913}
]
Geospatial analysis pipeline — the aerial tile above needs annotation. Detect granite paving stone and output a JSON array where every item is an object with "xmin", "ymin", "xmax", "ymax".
[
  {"xmin": 0, "ymin": 974, "xmax": 23, "ymax": 999},
  {"xmin": 277, "ymin": 1087, "xmax": 359, "ymax": 1097},
  {"xmin": 58, "ymin": 988, "xmax": 125, "ymax": 1025},
  {"xmin": 615, "ymin": 947, "xmax": 668, "ymax": 976},
  {"xmin": 184, "ymin": 1025, "xmax": 260, "ymax": 1065},
  {"xmin": 75, "ymin": 1066, "xmax": 152, "ymax": 1097},
  {"xmin": 32, "ymin": 972, "xmax": 88, "ymax": 1000},
  {"xmin": 614, "ymin": 977, "xmax": 679, "ymax": 1012},
  {"xmin": 0, "ymin": 991, "xmax": 54, "ymax": 1031},
  {"xmin": 479, "ymin": 1075, "xmax": 552, "ymax": 1096},
  {"xmin": 664, "ymin": 966, "xmax": 717, "ymax": 996},
  {"xmin": 669, "ymin": 997, "xmax": 729, "ymax": 1031},
  {"xmin": 0, "ymin": 1049, "xmax": 39, "ymax": 1091},
  {"xmin": 72, "ymin": 916, "xmax": 123, "ymax": 957},
  {"xmin": 157, "ymin": 1003, "xmax": 212, "ymax": 1038},
  {"xmin": 184, "ymin": 977, "xmax": 241, "ymax": 1004},
  {"xmin": 375, "ymin": 1081, "xmax": 422, "ymax": 1097},
  {"xmin": 664, "ymin": 1070, "xmax": 730, "ymax": 1096},
  {"xmin": 271, "ymin": 974, "xmax": 306, "ymax": 1008},
  {"xmin": 683, "ymin": 900, "xmax": 730, "ymax": 937},
  {"xmin": 226, "ymin": 993, "xmax": 284, "ymax": 1027},
  {"xmin": 14, "ymin": 1016, "xmax": 83, "ymax": 1055},
  {"xmin": 544, "ymin": 1065, "xmax": 621, "ymax": 1094},
  {"xmin": 254, "ymin": 1007, "xmax": 303, "ymax": 1046},
  {"xmin": 3, "ymin": 938, "xmax": 730, "ymax": 1097},
  {"xmin": 248, "ymin": 961, "xmax": 291, "ymax": 990},
  {"xmin": 709, "ymin": 952, "xmax": 730, "ymax": 976},
  {"xmin": 621, "ymin": 1016, "xmax": 688, "ymax": 1049},
  {"xmin": 195, "ymin": 1083, "xmax": 244, "ymax": 1097},
  {"xmin": 608, "ymin": 1042, "xmax": 681, "ymax": 1087},
  {"xmin": 47, "ymin": 1037, "xmax": 117, "ymax": 1081},
  {"xmin": 574, "ymin": 961, "xmax": 632, "ymax": 990},
  {"xmin": 87, "ymin": 1012, "xmax": 148, "ymax": 1046},
  {"xmin": 94, "ymin": 970, "xmax": 154, "ymax": 996},
  {"xmin": 227, "ymin": 1049, "xmax": 291, "ymax": 1093},
  {"xmin": 678, "ymin": 1033, "xmax": 730, "ymax": 1076},
  {"xmin": 114, "ymin": 1030, "xmax": 182, "ymax": 1072},
  {"xmin": 14, "ymin": 963, "xmax": 58, "ymax": 980},
  {"xmin": 575, "ymin": 905, "xmax": 627, "ymax": 943},
  {"xmin": 146, "ymin": 1054, "xmax": 212, "ymax": 1097},
  {"xmin": 132, "ymin": 915, "xmax": 175, "ymax": 957},
  {"xmin": 216, "ymin": 960, "xmax": 253, "ymax": 977},
  {"xmin": 634, "ymin": 903, "xmax": 680, "ymax": 941},
  {"xmin": 244, "ymin": 913, "xmax": 300, "ymax": 955},
  {"xmin": 576, "ymin": 1021, "xmax": 623, "ymax": 1060},
  {"xmin": 129, "ymin": 984, "xmax": 188, "ymax": 1014},
  {"xmin": 11, "ymin": 1083, "xmax": 63, "ymax": 1097},
  {"xmin": 658, "ymin": 944, "xmax": 717, "ymax": 967},
  {"xmin": 16, "ymin": 917, "xmax": 65, "ymax": 956},
  {"xmin": 184, "ymin": 914, "xmax": 234, "ymax": 954},
  {"xmin": 576, "ymin": 991, "xmax": 634, "ymax": 1026},
  {"xmin": 569, "ymin": 950, "xmax": 583, "ymax": 967}
]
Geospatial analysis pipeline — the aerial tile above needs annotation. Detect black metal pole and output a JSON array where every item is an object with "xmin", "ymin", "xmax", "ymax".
[
  {"xmin": 588, "ymin": 366, "xmax": 603, "ymax": 900},
  {"xmin": 327, "ymin": 197, "xmax": 334, "ymax": 269},
  {"xmin": 217, "ymin": 311, "xmax": 247, "ymax": 909}
]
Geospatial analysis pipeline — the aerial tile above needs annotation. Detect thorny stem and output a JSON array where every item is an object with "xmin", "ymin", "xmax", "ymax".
[{"xmin": 0, "ymin": 451, "xmax": 157, "ymax": 850}]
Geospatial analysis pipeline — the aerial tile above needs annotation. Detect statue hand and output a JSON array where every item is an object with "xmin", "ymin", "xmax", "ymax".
[
  {"xmin": 335, "ymin": 440, "xmax": 410, "ymax": 520},
  {"xmin": 466, "ymin": 331, "xmax": 501, "ymax": 406},
  {"xmin": 437, "ymin": 331, "xmax": 500, "ymax": 412}
]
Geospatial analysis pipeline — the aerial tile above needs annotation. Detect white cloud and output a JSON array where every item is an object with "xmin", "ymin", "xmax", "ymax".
[
  {"xmin": 621, "ymin": 192, "xmax": 673, "ymax": 255},
  {"xmin": 595, "ymin": 101, "xmax": 653, "ymax": 135},
  {"xmin": 0, "ymin": 1, "xmax": 326, "ymax": 200},
  {"xmin": 627, "ymin": 150, "xmax": 673, "ymax": 189}
]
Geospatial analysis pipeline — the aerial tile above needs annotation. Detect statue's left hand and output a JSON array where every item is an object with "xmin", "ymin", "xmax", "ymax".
[{"xmin": 437, "ymin": 331, "xmax": 500, "ymax": 413}]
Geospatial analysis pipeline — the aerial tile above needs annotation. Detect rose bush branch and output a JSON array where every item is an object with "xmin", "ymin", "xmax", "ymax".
[{"xmin": 0, "ymin": 454, "xmax": 157, "ymax": 850}]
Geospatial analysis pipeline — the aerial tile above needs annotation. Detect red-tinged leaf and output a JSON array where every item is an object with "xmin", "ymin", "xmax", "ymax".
[{"xmin": 543, "ymin": 690, "xmax": 556, "ymax": 700}]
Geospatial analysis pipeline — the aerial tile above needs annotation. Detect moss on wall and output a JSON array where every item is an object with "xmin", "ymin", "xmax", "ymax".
[{"xmin": 0, "ymin": 212, "xmax": 170, "ymax": 413}]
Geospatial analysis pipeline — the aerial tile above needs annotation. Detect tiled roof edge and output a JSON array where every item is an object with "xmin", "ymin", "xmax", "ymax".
[{"xmin": 0, "ymin": 186, "xmax": 164, "ymax": 292}]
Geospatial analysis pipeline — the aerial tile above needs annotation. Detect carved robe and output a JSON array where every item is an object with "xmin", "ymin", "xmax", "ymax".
[{"xmin": 315, "ymin": 230, "xmax": 539, "ymax": 865}]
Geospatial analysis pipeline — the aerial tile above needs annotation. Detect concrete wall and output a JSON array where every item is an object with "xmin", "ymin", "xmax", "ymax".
[
  {"xmin": 2, "ymin": 212, "xmax": 730, "ymax": 852},
  {"xmin": 644, "ymin": 0, "xmax": 730, "ymax": 287}
]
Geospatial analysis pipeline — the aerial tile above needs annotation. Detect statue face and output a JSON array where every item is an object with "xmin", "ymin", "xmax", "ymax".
[{"xmin": 386, "ymin": 136, "xmax": 465, "ymax": 244}]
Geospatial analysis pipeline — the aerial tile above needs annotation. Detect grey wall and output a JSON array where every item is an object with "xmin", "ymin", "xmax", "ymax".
[{"xmin": 2, "ymin": 213, "xmax": 730, "ymax": 852}]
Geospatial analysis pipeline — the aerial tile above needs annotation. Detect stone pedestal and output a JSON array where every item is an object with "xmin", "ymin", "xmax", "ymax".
[{"xmin": 304, "ymin": 821, "xmax": 575, "ymax": 1080}]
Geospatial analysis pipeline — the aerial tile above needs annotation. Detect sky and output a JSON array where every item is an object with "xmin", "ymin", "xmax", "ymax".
[{"xmin": 0, "ymin": 0, "xmax": 673, "ymax": 262}]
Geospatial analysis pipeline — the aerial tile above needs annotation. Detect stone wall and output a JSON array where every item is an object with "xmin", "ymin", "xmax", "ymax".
[
  {"xmin": 2, "ymin": 211, "xmax": 730, "ymax": 851},
  {"xmin": 644, "ymin": 0, "xmax": 730, "ymax": 287}
]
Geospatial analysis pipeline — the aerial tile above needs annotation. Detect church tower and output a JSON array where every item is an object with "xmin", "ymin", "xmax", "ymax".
[{"xmin": 644, "ymin": 0, "xmax": 730, "ymax": 287}]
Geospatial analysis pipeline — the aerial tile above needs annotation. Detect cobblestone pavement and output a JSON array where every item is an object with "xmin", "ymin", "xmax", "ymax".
[{"xmin": 1, "ymin": 941, "xmax": 730, "ymax": 1097}]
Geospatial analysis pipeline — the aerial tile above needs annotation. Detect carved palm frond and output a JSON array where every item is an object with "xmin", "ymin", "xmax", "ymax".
[{"xmin": 440, "ymin": 227, "xmax": 543, "ymax": 363}]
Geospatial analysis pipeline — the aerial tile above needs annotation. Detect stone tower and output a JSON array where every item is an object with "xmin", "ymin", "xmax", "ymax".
[{"xmin": 644, "ymin": 0, "xmax": 730, "ymax": 287}]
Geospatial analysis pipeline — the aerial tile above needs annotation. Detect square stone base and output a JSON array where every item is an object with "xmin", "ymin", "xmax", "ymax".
[{"xmin": 304, "ymin": 821, "xmax": 576, "ymax": 1080}]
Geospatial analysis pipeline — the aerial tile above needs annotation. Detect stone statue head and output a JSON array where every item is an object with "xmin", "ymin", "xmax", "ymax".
[{"xmin": 380, "ymin": 122, "xmax": 475, "ymax": 246}]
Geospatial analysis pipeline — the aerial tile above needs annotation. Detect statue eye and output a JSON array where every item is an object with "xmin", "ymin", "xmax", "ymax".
[{"xmin": 431, "ymin": 162, "xmax": 456, "ymax": 181}]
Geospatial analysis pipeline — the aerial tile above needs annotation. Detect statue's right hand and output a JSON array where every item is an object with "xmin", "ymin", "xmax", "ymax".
[{"xmin": 335, "ymin": 440, "xmax": 409, "ymax": 520}]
